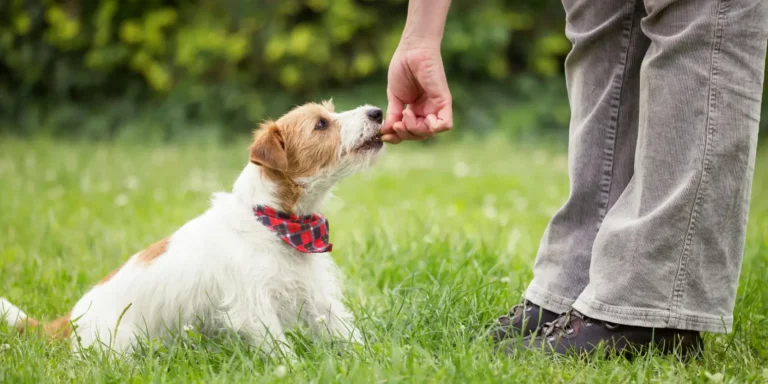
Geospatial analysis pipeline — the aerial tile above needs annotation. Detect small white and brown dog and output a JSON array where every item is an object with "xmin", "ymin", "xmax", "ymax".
[{"xmin": 1, "ymin": 100, "xmax": 385, "ymax": 358}]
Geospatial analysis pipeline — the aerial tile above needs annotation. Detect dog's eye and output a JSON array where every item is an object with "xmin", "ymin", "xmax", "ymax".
[{"xmin": 315, "ymin": 118, "xmax": 329, "ymax": 131}]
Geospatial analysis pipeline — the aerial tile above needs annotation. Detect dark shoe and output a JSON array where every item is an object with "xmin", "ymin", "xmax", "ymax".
[
  {"xmin": 510, "ymin": 310, "xmax": 704, "ymax": 359},
  {"xmin": 489, "ymin": 300, "xmax": 560, "ymax": 341}
]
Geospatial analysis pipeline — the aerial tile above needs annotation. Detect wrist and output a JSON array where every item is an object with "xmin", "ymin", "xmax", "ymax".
[
  {"xmin": 399, "ymin": 0, "xmax": 450, "ymax": 51},
  {"xmin": 397, "ymin": 36, "xmax": 443, "ymax": 52}
]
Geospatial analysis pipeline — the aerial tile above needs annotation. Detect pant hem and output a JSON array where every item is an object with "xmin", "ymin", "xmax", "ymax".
[
  {"xmin": 524, "ymin": 283, "xmax": 576, "ymax": 314},
  {"xmin": 573, "ymin": 297, "xmax": 732, "ymax": 334}
]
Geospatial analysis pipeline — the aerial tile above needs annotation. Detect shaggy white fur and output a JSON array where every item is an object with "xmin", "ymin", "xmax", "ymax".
[{"xmin": 1, "ymin": 103, "xmax": 384, "ymax": 359}]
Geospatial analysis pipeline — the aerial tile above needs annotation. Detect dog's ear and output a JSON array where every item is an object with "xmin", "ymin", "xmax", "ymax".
[
  {"xmin": 249, "ymin": 122, "xmax": 288, "ymax": 172},
  {"xmin": 321, "ymin": 99, "xmax": 335, "ymax": 112}
]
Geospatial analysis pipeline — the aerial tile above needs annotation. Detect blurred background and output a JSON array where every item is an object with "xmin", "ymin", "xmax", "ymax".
[
  {"xmin": 0, "ymin": 0, "xmax": 766, "ymax": 143},
  {"xmin": 3, "ymin": 0, "xmax": 764, "ymax": 143},
  {"xmin": 1, "ymin": 4, "xmax": 768, "ymax": 380}
]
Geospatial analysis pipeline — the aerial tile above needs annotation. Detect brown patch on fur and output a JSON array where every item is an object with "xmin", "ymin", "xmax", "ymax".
[
  {"xmin": 137, "ymin": 237, "xmax": 170, "ymax": 264},
  {"xmin": 249, "ymin": 123, "xmax": 289, "ymax": 171},
  {"xmin": 249, "ymin": 100, "xmax": 342, "ymax": 212},
  {"xmin": 98, "ymin": 265, "xmax": 123, "ymax": 285},
  {"xmin": 16, "ymin": 312, "xmax": 72, "ymax": 340},
  {"xmin": 96, "ymin": 237, "xmax": 168, "ymax": 285}
]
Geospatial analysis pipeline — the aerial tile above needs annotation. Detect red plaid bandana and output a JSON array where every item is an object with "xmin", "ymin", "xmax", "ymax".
[{"xmin": 253, "ymin": 205, "xmax": 332, "ymax": 253}]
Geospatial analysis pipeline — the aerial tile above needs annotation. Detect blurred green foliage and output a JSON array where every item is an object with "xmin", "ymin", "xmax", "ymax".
[
  {"xmin": 0, "ymin": 0, "xmax": 573, "ymax": 140},
  {"xmin": 0, "ymin": 0, "xmax": 764, "ymax": 140}
]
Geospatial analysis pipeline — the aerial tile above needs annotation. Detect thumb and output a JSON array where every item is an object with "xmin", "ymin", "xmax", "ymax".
[
  {"xmin": 382, "ymin": 89, "xmax": 404, "ymax": 134},
  {"xmin": 433, "ymin": 101, "xmax": 453, "ymax": 133}
]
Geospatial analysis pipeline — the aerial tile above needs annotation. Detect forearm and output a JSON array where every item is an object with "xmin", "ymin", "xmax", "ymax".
[{"xmin": 401, "ymin": 0, "xmax": 451, "ymax": 46}]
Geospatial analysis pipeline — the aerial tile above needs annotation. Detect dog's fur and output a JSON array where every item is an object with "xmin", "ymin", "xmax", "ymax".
[{"xmin": 1, "ymin": 101, "xmax": 384, "ymax": 358}]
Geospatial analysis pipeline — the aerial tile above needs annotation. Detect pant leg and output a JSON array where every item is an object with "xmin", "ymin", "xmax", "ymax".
[
  {"xmin": 525, "ymin": 0, "xmax": 651, "ymax": 313},
  {"xmin": 572, "ymin": 0, "xmax": 768, "ymax": 333}
]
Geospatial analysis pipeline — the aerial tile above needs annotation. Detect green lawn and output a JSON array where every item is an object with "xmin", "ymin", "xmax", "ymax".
[{"xmin": 1, "ymin": 137, "xmax": 767, "ymax": 383}]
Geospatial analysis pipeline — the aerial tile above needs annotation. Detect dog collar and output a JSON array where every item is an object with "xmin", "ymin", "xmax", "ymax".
[{"xmin": 253, "ymin": 205, "xmax": 333, "ymax": 253}]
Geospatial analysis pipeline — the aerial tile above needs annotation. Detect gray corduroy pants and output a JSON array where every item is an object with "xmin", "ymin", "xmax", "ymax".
[{"xmin": 525, "ymin": 0, "xmax": 768, "ymax": 333}]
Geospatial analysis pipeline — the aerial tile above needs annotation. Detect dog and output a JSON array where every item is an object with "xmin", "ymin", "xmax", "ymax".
[{"xmin": 1, "ymin": 100, "xmax": 384, "ymax": 358}]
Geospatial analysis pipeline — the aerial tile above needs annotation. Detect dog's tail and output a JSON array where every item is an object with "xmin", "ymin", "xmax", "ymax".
[{"xmin": 0, "ymin": 297, "xmax": 72, "ymax": 339}]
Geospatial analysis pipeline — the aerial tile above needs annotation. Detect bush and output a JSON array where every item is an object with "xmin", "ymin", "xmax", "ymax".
[
  {"xmin": 0, "ymin": 1, "xmax": 764, "ymax": 140},
  {"xmin": 0, "ymin": 0, "xmax": 571, "ymax": 139}
]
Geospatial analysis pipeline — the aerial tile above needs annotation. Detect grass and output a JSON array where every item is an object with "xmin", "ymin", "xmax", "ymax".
[{"xmin": 0, "ymin": 136, "xmax": 767, "ymax": 383}]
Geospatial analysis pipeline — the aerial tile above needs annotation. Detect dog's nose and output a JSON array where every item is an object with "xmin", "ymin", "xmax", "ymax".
[{"xmin": 367, "ymin": 108, "xmax": 383, "ymax": 124}]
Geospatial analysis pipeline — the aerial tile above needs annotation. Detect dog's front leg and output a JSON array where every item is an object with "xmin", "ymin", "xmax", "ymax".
[
  {"xmin": 310, "ymin": 297, "xmax": 363, "ymax": 344},
  {"xmin": 239, "ymin": 310, "xmax": 295, "ymax": 361},
  {"xmin": 306, "ymin": 256, "xmax": 363, "ymax": 344}
]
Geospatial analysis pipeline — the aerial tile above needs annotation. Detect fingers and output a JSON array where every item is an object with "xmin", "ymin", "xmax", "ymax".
[
  {"xmin": 394, "ymin": 109, "xmax": 433, "ymax": 141},
  {"xmin": 425, "ymin": 103, "xmax": 453, "ymax": 134},
  {"xmin": 393, "ymin": 120, "xmax": 429, "ymax": 141},
  {"xmin": 382, "ymin": 92, "xmax": 453, "ymax": 144},
  {"xmin": 435, "ymin": 102, "xmax": 453, "ymax": 133},
  {"xmin": 401, "ymin": 109, "xmax": 432, "ymax": 137},
  {"xmin": 382, "ymin": 89, "xmax": 405, "ymax": 134}
]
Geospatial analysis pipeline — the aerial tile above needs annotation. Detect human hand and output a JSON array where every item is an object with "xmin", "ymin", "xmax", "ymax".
[{"xmin": 380, "ymin": 43, "xmax": 453, "ymax": 144}]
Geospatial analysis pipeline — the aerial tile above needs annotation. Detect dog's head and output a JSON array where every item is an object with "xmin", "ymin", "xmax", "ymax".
[{"xmin": 248, "ymin": 100, "xmax": 384, "ymax": 211}]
